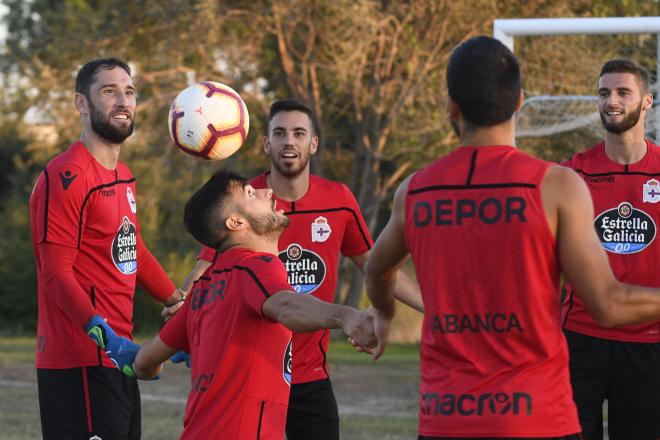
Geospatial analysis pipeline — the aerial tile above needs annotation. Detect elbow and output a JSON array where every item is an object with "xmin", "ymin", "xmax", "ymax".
[
  {"xmin": 134, "ymin": 351, "xmax": 163, "ymax": 380},
  {"xmin": 588, "ymin": 302, "xmax": 619, "ymax": 328}
]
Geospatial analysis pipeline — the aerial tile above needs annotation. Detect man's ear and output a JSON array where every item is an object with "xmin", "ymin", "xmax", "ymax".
[
  {"xmin": 263, "ymin": 136, "xmax": 270, "ymax": 154},
  {"xmin": 447, "ymin": 96, "xmax": 460, "ymax": 120},
  {"xmin": 75, "ymin": 93, "xmax": 89, "ymax": 116},
  {"xmin": 310, "ymin": 135, "xmax": 319, "ymax": 156},
  {"xmin": 225, "ymin": 214, "xmax": 247, "ymax": 232},
  {"xmin": 642, "ymin": 92, "xmax": 654, "ymax": 111},
  {"xmin": 515, "ymin": 89, "xmax": 525, "ymax": 113}
]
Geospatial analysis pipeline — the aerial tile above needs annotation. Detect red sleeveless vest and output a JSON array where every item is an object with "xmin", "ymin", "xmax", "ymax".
[{"xmin": 405, "ymin": 145, "xmax": 580, "ymax": 437}]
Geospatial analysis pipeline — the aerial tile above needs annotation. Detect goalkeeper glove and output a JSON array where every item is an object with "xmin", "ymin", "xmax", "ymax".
[
  {"xmin": 170, "ymin": 351, "xmax": 191, "ymax": 368},
  {"xmin": 84, "ymin": 315, "xmax": 139, "ymax": 378}
]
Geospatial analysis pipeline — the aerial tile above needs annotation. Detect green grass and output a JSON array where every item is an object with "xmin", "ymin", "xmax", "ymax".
[
  {"xmin": 0, "ymin": 337, "xmax": 421, "ymax": 440},
  {"xmin": 0, "ymin": 337, "xmax": 35, "ymax": 363}
]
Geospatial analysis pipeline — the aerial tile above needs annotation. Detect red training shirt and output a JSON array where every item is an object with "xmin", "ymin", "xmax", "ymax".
[
  {"xmin": 160, "ymin": 248, "xmax": 293, "ymax": 440},
  {"xmin": 30, "ymin": 141, "xmax": 173, "ymax": 369},
  {"xmin": 405, "ymin": 146, "xmax": 580, "ymax": 437},
  {"xmin": 562, "ymin": 140, "xmax": 660, "ymax": 342},
  {"xmin": 199, "ymin": 172, "xmax": 372, "ymax": 384}
]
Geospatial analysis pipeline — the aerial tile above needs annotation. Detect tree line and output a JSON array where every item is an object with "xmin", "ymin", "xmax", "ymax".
[{"xmin": 0, "ymin": 0, "xmax": 655, "ymax": 334}]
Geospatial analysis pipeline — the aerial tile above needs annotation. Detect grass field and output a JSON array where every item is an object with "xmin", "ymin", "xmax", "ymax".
[{"xmin": 0, "ymin": 337, "xmax": 420, "ymax": 440}]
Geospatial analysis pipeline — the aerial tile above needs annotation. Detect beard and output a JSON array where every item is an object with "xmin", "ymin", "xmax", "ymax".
[
  {"xmin": 271, "ymin": 148, "xmax": 312, "ymax": 178},
  {"xmin": 244, "ymin": 201, "xmax": 290, "ymax": 239},
  {"xmin": 89, "ymin": 99, "xmax": 135, "ymax": 144},
  {"xmin": 600, "ymin": 101, "xmax": 643, "ymax": 134}
]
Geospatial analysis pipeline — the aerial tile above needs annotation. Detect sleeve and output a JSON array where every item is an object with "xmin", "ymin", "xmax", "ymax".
[
  {"xmin": 339, "ymin": 184, "xmax": 373, "ymax": 257},
  {"xmin": 136, "ymin": 234, "xmax": 176, "ymax": 302},
  {"xmin": 39, "ymin": 242, "xmax": 97, "ymax": 327},
  {"xmin": 159, "ymin": 299, "xmax": 190, "ymax": 352},
  {"xmin": 36, "ymin": 163, "xmax": 87, "ymax": 248},
  {"xmin": 242, "ymin": 257, "xmax": 293, "ymax": 317},
  {"xmin": 197, "ymin": 245, "xmax": 218, "ymax": 263}
]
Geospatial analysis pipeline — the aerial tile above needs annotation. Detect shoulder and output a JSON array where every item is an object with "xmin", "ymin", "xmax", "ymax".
[
  {"xmin": 116, "ymin": 161, "xmax": 136, "ymax": 181},
  {"xmin": 309, "ymin": 174, "xmax": 345, "ymax": 192},
  {"xmin": 561, "ymin": 142, "xmax": 603, "ymax": 168},
  {"xmin": 310, "ymin": 175, "xmax": 357, "ymax": 202},
  {"xmin": 234, "ymin": 251, "xmax": 286, "ymax": 276},
  {"xmin": 250, "ymin": 172, "xmax": 269, "ymax": 189},
  {"xmin": 47, "ymin": 142, "xmax": 93, "ymax": 175},
  {"xmin": 542, "ymin": 164, "xmax": 589, "ymax": 206}
]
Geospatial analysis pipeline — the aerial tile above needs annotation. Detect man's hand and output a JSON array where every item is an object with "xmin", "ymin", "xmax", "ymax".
[
  {"xmin": 84, "ymin": 315, "xmax": 140, "ymax": 377},
  {"xmin": 341, "ymin": 309, "xmax": 377, "ymax": 353},
  {"xmin": 370, "ymin": 308, "xmax": 392, "ymax": 361},
  {"xmin": 162, "ymin": 288, "xmax": 187, "ymax": 321},
  {"xmin": 170, "ymin": 351, "xmax": 191, "ymax": 368}
]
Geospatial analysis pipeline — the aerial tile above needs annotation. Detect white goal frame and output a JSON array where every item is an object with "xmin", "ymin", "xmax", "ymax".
[{"xmin": 493, "ymin": 17, "xmax": 660, "ymax": 142}]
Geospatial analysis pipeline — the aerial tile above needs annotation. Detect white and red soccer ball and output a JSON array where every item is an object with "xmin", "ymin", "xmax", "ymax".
[{"xmin": 168, "ymin": 81, "xmax": 249, "ymax": 160}]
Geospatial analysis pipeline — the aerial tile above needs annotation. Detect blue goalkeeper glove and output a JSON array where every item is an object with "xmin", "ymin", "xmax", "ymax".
[
  {"xmin": 170, "ymin": 351, "xmax": 191, "ymax": 368},
  {"xmin": 84, "ymin": 315, "xmax": 139, "ymax": 378}
]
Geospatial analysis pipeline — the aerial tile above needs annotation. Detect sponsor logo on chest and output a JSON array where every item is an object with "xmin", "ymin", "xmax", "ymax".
[
  {"xmin": 283, "ymin": 339, "xmax": 292, "ymax": 386},
  {"xmin": 594, "ymin": 202, "xmax": 656, "ymax": 254},
  {"xmin": 278, "ymin": 243, "xmax": 327, "ymax": 294},
  {"xmin": 112, "ymin": 216, "xmax": 137, "ymax": 274}
]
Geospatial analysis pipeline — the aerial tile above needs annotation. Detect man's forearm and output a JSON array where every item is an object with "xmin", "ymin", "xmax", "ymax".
[
  {"xmin": 268, "ymin": 292, "xmax": 353, "ymax": 332},
  {"xmin": 391, "ymin": 271, "xmax": 424, "ymax": 313}
]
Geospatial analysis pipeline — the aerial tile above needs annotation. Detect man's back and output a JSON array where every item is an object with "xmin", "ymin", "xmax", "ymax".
[{"xmin": 405, "ymin": 145, "xmax": 580, "ymax": 437}]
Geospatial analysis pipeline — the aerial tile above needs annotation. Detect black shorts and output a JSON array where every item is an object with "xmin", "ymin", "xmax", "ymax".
[
  {"xmin": 565, "ymin": 329, "xmax": 660, "ymax": 440},
  {"xmin": 419, "ymin": 436, "xmax": 582, "ymax": 440},
  {"xmin": 286, "ymin": 378, "xmax": 339, "ymax": 440},
  {"xmin": 37, "ymin": 366, "xmax": 141, "ymax": 440}
]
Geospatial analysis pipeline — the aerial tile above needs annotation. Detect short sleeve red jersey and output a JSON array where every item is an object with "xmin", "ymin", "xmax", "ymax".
[
  {"xmin": 562, "ymin": 140, "xmax": 660, "ymax": 342},
  {"xmin": 30, "ymin": 142, "xmax": 145, "ymax": 368},
  {"xmin": 160, "ymin": 248, "xmax": 293, "ymax": 440},
  {"xmin": 405, "ymin": 146, "xmax": 580, "ymax": 437},
  {"xmin": 197, "ymin": 172, "xmax": 373, "ymax": 384}
]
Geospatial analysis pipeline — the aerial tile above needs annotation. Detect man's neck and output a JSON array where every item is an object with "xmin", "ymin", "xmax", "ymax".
[
  {"xmin": 460, "ymin": 119, "xmax": 516, "ymax": 148},
  {"xmin": 80, "ymin": 130, "xmax": 121, "ymax": 170},
  {"xmin": 219, "ymin": 235, "xmax": 279, "ymax": 255},
  {"xmin": 604, "ymin": 127, "xmax": 647, "ymax": 165},
  {"xmin": 267, "ymin": 166, "xmax": 310, "ymax": 201}
]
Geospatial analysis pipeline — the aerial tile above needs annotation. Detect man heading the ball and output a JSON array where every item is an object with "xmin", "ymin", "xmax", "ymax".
[{"xmin": 181, "ymin": 99, "xmax": 422, "ymax": 439}]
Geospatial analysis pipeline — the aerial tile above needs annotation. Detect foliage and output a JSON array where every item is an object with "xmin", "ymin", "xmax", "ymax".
[{"xmin": 0, "ymin": 0, "xmax": 657, "ymax": 332}]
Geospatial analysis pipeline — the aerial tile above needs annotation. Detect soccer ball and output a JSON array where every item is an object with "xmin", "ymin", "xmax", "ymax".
[{"xmin": 168, "ymin": 81, "xmax": 250, "ymax": 160}]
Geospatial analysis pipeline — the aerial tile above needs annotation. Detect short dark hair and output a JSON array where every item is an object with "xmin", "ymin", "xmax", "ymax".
[
  {"xmin": 599, "ymin": 59, "xmax": 650, "ymax": 93},
  {"xmin": 184, "ymin": 169, "xmax": 248, "ymax": 249},
  {"xmin": 446, "ymin": 36, "xmax": 521, "ymax": 127},
  {"xmin": 267, "ymin": 99, "xmax": 321, "ymax": 139},
  {"xmin": 75, "ymin": 57, "xmax": 131, "ymax": 98}
]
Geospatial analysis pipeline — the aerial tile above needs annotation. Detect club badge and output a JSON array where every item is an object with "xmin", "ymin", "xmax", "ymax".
[
  {"xmin": 643, "ymin": 179, "xmax": 660, "ymax": 204},
  {"xmin": 311, "ymin": 216, "xmax": 332, "ymax": 243},
  {"xmin": 126, "ymin": 187, "xmax": 137, "ymax": 213}
]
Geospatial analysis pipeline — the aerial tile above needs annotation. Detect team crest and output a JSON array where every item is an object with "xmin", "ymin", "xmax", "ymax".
[
  {"xmin": 643, "ymin": 179, "xmax": 660, "ymax": 203},
  {"xmin": 126, "ymin": 187, "xmax": 137, "ymax": 213},
  {"xmin": 311, "ymin": 216, "xmax": 332, "ymax": 242}
]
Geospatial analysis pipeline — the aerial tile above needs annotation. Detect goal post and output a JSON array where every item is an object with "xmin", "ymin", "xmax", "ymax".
[{"xmin": 493, "ymin": 17, "xmax": 660, "ymax": 143}]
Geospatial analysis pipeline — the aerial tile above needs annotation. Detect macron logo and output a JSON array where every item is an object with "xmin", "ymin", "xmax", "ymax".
[{"xmin": 59, "ymin": 170, "xmax": 77, "ymax": 190}]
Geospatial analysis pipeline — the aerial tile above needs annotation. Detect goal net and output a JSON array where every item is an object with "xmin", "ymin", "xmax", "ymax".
[{"xmin": 494, "ymin": 18, "xmax": 660, "ymax": 142}]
